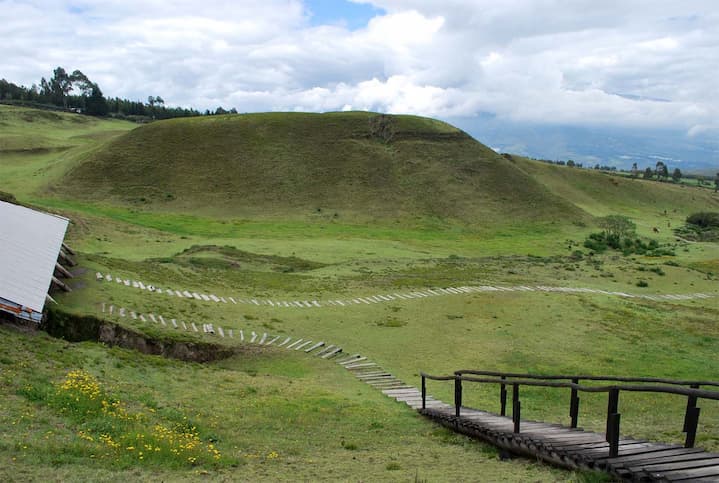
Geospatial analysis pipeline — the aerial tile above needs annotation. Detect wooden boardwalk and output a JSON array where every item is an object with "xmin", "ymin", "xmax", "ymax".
[
  {"xmin": 421, "ymin": 406, "xmax": 719, "ymax": 480},
  {"xmin": 418, "ymin": 368, "xmax": 719, "ymax": 481}
]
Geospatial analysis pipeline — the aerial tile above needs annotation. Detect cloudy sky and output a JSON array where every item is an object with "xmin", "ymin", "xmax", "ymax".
[{"xmin": 3, "ymin": 0, "xmax": 718, "ymax": 138}]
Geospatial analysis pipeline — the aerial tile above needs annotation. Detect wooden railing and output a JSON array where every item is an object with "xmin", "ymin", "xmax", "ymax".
[{"xmin": 420, "ymin": 370, "xmax": 719, "ymax": 457}]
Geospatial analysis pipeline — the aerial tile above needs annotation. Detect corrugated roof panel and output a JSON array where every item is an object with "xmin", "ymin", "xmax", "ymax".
[{"xmin": 0, "ymin": 200, "xmax": 69, "ymax": 313}]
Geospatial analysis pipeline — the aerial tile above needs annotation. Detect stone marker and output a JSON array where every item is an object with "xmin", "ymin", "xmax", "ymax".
[
  {"xmin": 278, "ymin": 337, "xmax": 291, "ymax": 347},
  {"xmin": 218, "ymin": 327, "xmax": 225, "ymax": 337},
  {"xmin": 339, "ymin": 356, "xmax": 366, "ymax": 365},
  {"xmin": 250, "ymin": 331, "xmax": 257, "ymax": 343},
  {"xmin": 305, "ymin": 341, "xmax": 324, "ymax": 353},
  {"xmin": 191, "ymin": 322, "xmax": 198, "ymax": 332},
  {"xmin": 266, "ymin": 335, "xmax": 280, "ymax": 345},
  {"xmin": 259, "ymin": 333, "xmax": 267, "ymax": 344},
  {"xmin": 229, "ymin": 297, "xmax": 237, "ymax": 304},
  {"xmin": 139, "ymin": 315, "xmax": 146, "ymax": 322},
  {"xmin": 294, "ymin": 340, "xmax": 312, "ymax": 350},
  {"xmin": 286, "ymin": 338, "xmax": 304, "ymax": 349},
  {"xmin": 321, "ymin": 347, "xmax": 343, "ymax": 359},
  {"xmin": 316, "ymin": 344, "xmax": 335, "ymax": 356},
  {"xmin": 171, "ymin": 318, "xmax": 178, "ymax": 328}
]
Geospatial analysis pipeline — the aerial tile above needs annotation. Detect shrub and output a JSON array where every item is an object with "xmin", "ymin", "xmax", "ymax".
[{"xmin": 686, "ymin": 212, "xmax": 719, "ymax": 229}]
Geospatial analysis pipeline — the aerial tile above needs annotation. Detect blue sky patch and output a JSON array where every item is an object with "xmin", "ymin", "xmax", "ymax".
[{"xmin": 305, "ymin": 0, "xmax": 384, "ymax": 30}]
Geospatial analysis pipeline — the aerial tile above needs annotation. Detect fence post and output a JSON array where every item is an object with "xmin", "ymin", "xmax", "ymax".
[
  {"xmin": 569, "ymin": 378, "xmax": 580, "ymax": 428},
  {"xmin": 421, "ymin": 375, "xmax": 426, "ymax": 410},
  {"xmin": 606, "ymin": 388, "xmax": 620, "ymax": 457},
  {"xmin": 454, "ymin": 377, "xmax": 462, "ymax": 418},
  {"xmin": 512, "ymin": 383, "xmax": 521, "ymax": 433},
  {"xmin": 683, "ymin": 384, "xmax": 700, "ymax": 448},
  {"xmin": 500, "ymin": 376, "xmax": 507, "ymax": 416}
]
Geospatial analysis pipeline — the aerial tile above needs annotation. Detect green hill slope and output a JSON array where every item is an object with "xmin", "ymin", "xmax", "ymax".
[
  {"xmin": 508, "ymin": 154, "xmax": 719, "ymax": 234},
  {"xmin": 0, "ymin": 105, "xmax": 135, "ymax": 198},
  {"xmin": 59, "ymin": 112, "xmax": 587, "ymax": 226}
]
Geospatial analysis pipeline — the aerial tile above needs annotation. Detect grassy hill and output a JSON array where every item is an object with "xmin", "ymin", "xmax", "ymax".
[
  {"xmin": 1, "ymin": 105, "xmax": 718, "ymax": 481},
  {"xmin": 0, "ymin": 105, "xmax": 135, "ymax": 199},
  {"xmin": 58, "ymin": 112, "xmax": 587, "ymax": 226}
]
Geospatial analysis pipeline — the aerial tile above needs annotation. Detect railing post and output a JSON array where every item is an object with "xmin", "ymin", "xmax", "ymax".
[
  {"xmin": 569, "ymin": 378, "xmax": 580, "ymax": 428},
  {"xmin": 512, "ymin": 383, "xmax": 521, "ymax": 433},
  {"xmin": 606, "ymin": 388, "xmax": 620, "ymax": 458},
  {"xmin": 500, "ymin": 376, "xmax": 507, "ymax": 416},
  {"xmin": 683, "ymin": 384, "xmax": 700, "ymax": 448},
  {"xmin": 421, "ymin": 375, "xmax": 426, "ymax": 410},
  {"xmin": 454, "ymin": 377, "xmax": 462, "ymax": 418}
]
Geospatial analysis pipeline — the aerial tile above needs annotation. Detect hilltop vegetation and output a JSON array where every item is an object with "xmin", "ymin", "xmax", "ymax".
[{"xmin": 59, "ymin": 112, "xmax": 586, "ymax": 226}]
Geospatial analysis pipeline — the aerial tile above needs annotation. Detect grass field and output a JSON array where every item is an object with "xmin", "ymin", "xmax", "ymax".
[{"xmin": 1, "ymin": 105, "xmax": 718, "ymax": 481}]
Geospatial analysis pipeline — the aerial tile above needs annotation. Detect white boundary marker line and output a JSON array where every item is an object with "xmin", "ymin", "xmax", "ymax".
[{"xmin": 95, "ymin": 272, "xmax": 716, "ymax": 311}]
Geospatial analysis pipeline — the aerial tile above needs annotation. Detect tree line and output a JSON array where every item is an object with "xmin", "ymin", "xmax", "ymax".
[
  {"xmin": 0, "ymin": 67, "xmax": 236, "ymax": 120},
  {"xmin": 504, "ymin": 153, "xmax": 718, "ymax": 190}
]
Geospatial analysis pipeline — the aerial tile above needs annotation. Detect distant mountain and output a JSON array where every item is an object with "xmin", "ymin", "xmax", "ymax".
[{"xmin": 446, "ymin": 114, "xmax": 719, "ymax": 175}]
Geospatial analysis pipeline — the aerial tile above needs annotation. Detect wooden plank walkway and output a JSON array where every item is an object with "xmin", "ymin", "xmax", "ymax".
[{"xmin": 420, "ymin": 406, "xmax": 719, "ymax": 481}]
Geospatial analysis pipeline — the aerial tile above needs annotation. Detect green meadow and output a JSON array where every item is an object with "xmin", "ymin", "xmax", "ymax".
[{"xmin": 1, "ymin": 104, "xmax": 718, "ymax": 481}]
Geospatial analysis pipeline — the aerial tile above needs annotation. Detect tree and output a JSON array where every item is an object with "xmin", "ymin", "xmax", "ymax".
[
  {"xmin": 671, "ymin": 168, "xmax": 682, "ymax": 183},
  {"xmin": 643, "ymin": 167, "xmax": 653, "ymax": 179},
  {"xmin": 566, "ymin": 159, "xmax": 575, "ymax": 167},
  {"xmin": 84, "ymin": 83, "xmax": 108, "ymax": 116},
  {"xmin": 48, "ymin": 67, "xmax": 73, "ymax": 107},
  {"xmin": 597, "ymin": 215, "xmax": 636, "ymax": 239},
  {"xmin": 655, "ymin": 161, "xmax": 668, "ymax": 181},
  {"xmin": 630, "ymin": 162, "xmax": 639, "ymax": 178}
]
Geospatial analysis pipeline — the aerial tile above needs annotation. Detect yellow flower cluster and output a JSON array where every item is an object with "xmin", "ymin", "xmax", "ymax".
[
  {"xmin": 99, "ymin": 433, "xmax": 120, "ymax": 450},
  {"xmin": 151, "ymin": 424, "xmax": 221, "ymax": 461},
  {"xmin": 100, "ymin": 399, "xmax": 139, "ymax": 421},
  {"xmin": 56, "ymin": 370, "xmax": 222, "ymax": 467},
  {"xmin": 59, "ymin": 369, "xmax": 101, "ymax": 400}
]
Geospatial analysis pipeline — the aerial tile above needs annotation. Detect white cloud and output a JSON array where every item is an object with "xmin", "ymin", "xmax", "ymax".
[{"xmin": 1, "ymin": 0, "xmax": 718, "ymax": 134}]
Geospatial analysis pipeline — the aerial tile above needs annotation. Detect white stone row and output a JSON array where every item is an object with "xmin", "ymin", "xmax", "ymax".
[
  {"xmin": 101, "ymin": 300, "xmax": 444, "ymax": 412},
  {"xmin": 100, "ymin": 302, "xmax": 345, "ymax": 359},
  {"xmin": 95, "ymin": 272, "xmax": 715, "ymax": 309}
]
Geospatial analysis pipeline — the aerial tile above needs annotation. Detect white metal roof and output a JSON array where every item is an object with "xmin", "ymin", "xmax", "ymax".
[{"xmin": 0, "ymin": 200, "xmax": 69, "ymax": 314}]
